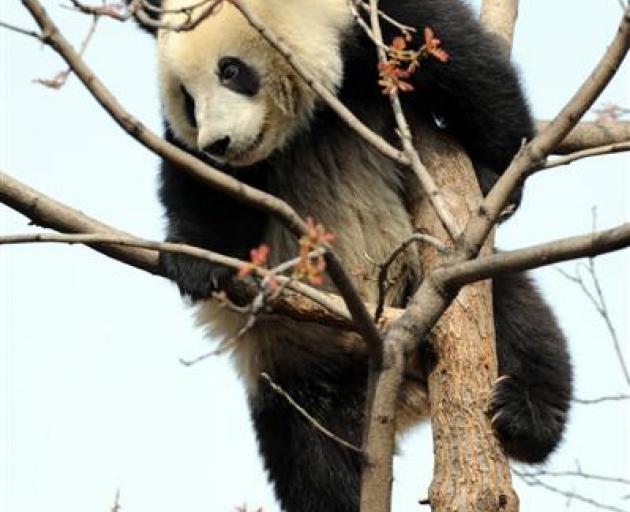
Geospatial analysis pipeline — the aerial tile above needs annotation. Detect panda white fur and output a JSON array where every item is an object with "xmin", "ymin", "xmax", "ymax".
[{"xmin": 132, "ymin": 1, "xmax": 572, "ymax": 510}]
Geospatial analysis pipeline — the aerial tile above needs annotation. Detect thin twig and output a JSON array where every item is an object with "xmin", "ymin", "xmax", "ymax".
[
  {"xmin": 355, "ymin": 0, "xmax": 416, "ymax": 33},
  {"xmin": 35, "ymin": 12, "xmax": 99, "ymax": 89},
  {"xmin": 110, "ymin": 489, "xmax": 121, "ymax": 512},
  {"xmin": 345, "ymin": 0, "xmax": 388, "ymax": 50},
  {"xmin": 554, "ymin": 211, "xmax": 630, "ymax": 388},
  {"xmin": 180, "ymin": 313, "xmax": 256, "ymax": 366},
  {"xmin": 259, "ymin": 372, "xmax": 363, "ymax": 454},
  {"xmin": 65, "ymin": 0, "xmax": 128, "ymax": 21},
  {"xmin": 367, "ymin": 0, "xmax": 461, "ymax": 239},
  {"xmin": 586, "ymin": 256, "xmax": 630, "ymax": 387},
  {"xmin": 180, "ymin": 250, "xmax": 325, "ymax": 366},
  {"xmin": 134, "ymin": 0, "xmax": 223, "ymax": 32},
  {"xmin": 540, "ymin": 140, "xmax": 630, "ymax": 171},
  {"xmin": 513, "ymin": 469, "xmax": 627, "ymax": 512},
  {"xmin": 573, "ymin": 394, "xmax": 630, "ymax": 404},
  {"xmin": 514, "ymin": 466, "xmax": 630, "ymax": 486},
  {"xmin": 0, "ymin": 19, "xmax": 42, "ymax": 39},
  {"xmin": 0, "ymin": 231, "xmax": 351, "ymax": 322}
]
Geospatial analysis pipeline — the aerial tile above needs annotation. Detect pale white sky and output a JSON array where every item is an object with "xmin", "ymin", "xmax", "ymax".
[{"xmin": 1, "ymin": 1, "xmax": 629, "ymax": 511}]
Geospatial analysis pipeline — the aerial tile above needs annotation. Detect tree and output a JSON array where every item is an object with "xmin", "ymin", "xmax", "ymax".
[{"xmin": 1, "ymin": 1, "xmax": 630, "ymax": 512}]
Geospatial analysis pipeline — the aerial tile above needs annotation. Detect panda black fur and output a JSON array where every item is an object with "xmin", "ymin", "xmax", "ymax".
[{"xmin": 132, "ymin": 1, "xmax": 572, "ymax": 510}]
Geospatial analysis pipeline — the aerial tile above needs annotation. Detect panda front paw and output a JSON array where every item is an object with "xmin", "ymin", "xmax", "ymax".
[
  {"xmin": 476, "ymin": 165, "xmax": 523, "ymax": 220},
  {"xmin": 488, "ymin": 375, "xmax": 567, "ymax": 463},
  {"xmin": 159, "ymin": 250, "xmax": 233, "ymax": 301}
]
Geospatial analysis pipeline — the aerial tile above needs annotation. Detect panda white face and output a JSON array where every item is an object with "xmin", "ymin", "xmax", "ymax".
[{"xmin": 157, "ymin": 0, "xmax": 352, "ymax": 166}]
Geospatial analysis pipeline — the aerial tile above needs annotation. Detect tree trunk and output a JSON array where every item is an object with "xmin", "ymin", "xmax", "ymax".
[{"xmin": 410, "ymin": 123, "xmax": 518, "ymax": 512}]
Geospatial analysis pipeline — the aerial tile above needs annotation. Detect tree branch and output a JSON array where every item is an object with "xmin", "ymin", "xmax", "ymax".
[
  {"xmin": 538, "ymin": 119, "xmax": 630, "ymax": 154},
  {"xmin": 0, "ymin": 169, "xmax": 158, "ymax": 273},
  {"xmin": 461, "ymin": 4, "xmax": 630, "ymax": 259},
  {"xmin": 479, "ymin": 0, "xmax": 519, "ymax": 56},
  {"xmin": 0, "ymin": 169, "xmax": 381, "ymax": 331},
  {"xmin": 539, "ymin": 140, "xmax": 630, "ymax": 171},
  {"xmin": 260, "ymin": 372, "xmax": 363, "ymax": 454},
  {"xmin": 441, "ymin": 223, "xmax": 630, "ymax": 287},
  {"xmin": 513, "ymin": 469, "xmax": 627, "ymax": 512},
  {"xmin": 4, "ymin": 168, "xmax": 627, "ymax": 335}
]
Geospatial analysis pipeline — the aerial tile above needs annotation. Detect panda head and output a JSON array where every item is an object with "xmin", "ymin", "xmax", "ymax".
[{"xmin": 154, "ymin": 0, "xmax": 352, "ymax": 166}]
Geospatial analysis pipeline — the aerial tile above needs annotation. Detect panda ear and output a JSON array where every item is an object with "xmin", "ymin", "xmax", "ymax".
[{"xmin": 125, "ymin": 0, "xmax": 162, "ymax": 37}]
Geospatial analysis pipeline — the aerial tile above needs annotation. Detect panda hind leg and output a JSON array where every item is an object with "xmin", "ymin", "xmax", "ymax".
[
  {"xmin": 490, "ymin": 271, "xmax": 572, "ymax": 463},
  {"xmin": 250, "ymin": 349, "xmax": 367, "ymax": 512}
]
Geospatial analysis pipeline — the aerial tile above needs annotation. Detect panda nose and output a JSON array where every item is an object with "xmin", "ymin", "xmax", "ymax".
[{"xmin": 203, "ymin": 136, "xmax": 231, "ymax": 157}]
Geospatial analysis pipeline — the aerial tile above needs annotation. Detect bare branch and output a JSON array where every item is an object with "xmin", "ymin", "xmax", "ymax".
[
  {"xmin": 34, "ymin": 12, "xmax": 99, "ymax": 89},
  {"xmin": 376, "ymin": 10, "xmax": 630, "ymax": 508},
  {"xmin": 461, "ymin": 4, "xmax": 630, "ymax": 259},
  {"xmin": 110, "ymin": 489, "xmax": 121, "ymax": 512},
  {"xmin": 134, "ymin": 0, "xmax": 224, "ymax": 32},
  {"xmin": 541, "ymin": 120, "xmax": 630, "ymax": 154},
  {"xmin": 540, "ymin": 140, "xmax": 630, "ymax": 171},
  {"xmin": 1, "ymin": 168, "xmax": 391, "ymax": 332},
  {"xmin": 0, "ymin": 169, "xmax": 158, "ymax": 272},
  {"xmin": 66, "ymin": 0, "xmax": 128, "ymax": 21},
  {"xmin": 6, "ymin": 163, "xmax": 626, "ymax": 353},
  {"xmin": 513, "ymin": 469, "xmax": 627, "ymax": 512},
  {"xmin": 514, "ymin": 466, "xmax": 630, "ymax": 486},
  {"xmin": 354, "ymin": 6, "xmax": 461, "ymax": 510},
  {"xmin": 0, "ymin": 229, "xmax": 360, "ymax": 325},
  {"xmin": 574, "ymin": 394, "xmax": 630, "ymax": 404},
  {"xmin": 479, "ymin": 0, "xmax": 519, "ymax": 55},
  {"xmin": 0, "ymin": 19, "xmax": 42, "ymax": 39},
  {"xmin": 556, "ymin": 248, "xmax": 630, "ymax": 387},
  {"xmin": 441, "ymin": 223, "xmax": 630, "ymax": 288}
]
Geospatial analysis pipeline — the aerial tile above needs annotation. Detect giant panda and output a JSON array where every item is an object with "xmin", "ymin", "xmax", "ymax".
[{"xmin": 131, "ymin": 1, "xmax": 572, "ymax": 510}]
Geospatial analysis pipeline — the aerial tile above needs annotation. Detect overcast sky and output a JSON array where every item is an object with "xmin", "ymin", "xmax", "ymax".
[{"xmin": 1, "ymin": 1, "xmax": 629, "ymax": 511}]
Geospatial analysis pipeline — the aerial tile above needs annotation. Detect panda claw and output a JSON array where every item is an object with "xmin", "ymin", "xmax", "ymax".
[
  {"xmin": 494, "ymin": 374, "xmax": 512, "ymax": 385},
  {"xmin": 489, "ymin": 411, "xmax": 503, "ymax": 429}
]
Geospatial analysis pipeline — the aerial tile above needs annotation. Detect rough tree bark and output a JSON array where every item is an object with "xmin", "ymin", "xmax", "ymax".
[{"xmin": 409, "ymin": 123, "xmax": 517, "ymax": 512}]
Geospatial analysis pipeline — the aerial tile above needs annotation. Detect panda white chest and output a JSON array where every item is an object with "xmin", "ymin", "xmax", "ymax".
[{"xmin": 196, "ymin": 129, "xmax": 419, "ymax": 392}]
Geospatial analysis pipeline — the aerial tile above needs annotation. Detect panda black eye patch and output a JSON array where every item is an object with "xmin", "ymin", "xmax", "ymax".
[
  {"xmin": 218, "ymin": 56, "xmax": 260, "ymax": 97},
  {"xmin": 180, "ymin": 85, "xmax": 197, "ymax": 128}
]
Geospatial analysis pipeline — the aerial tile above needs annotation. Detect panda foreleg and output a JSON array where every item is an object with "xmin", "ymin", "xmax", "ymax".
[
  {"xmin": 157, "ymin": 131, "xmax": 269, "ymax": 300},
  {"xmin": 490, "ymin": 272, "xmax": 572, "ymax": 463}
]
